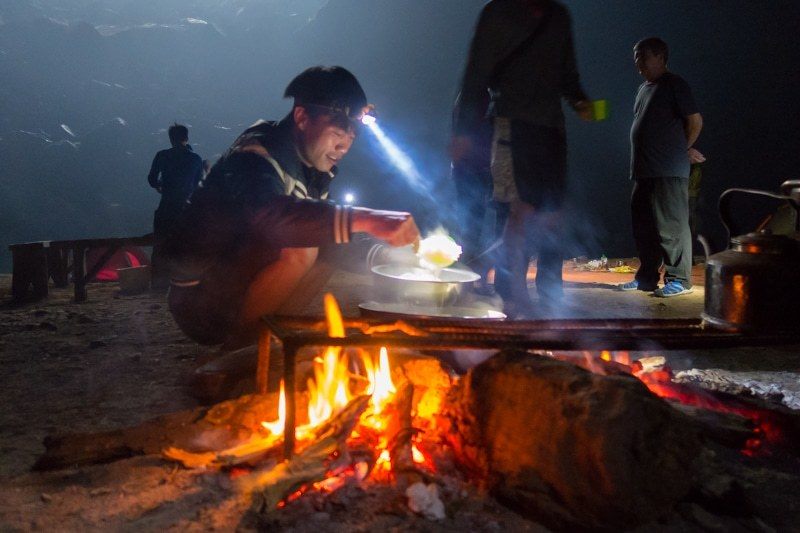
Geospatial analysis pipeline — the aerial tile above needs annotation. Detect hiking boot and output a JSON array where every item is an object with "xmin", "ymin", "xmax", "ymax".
[
  {"xmin": 654, "ymin": 281, "xmax": 694, "ymax": 298},
  {"xmin": 617, "ymin": 279, "xmax": 656, "ymax": 292}
]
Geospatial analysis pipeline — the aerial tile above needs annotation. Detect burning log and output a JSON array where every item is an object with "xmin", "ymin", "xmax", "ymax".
[
  {"xmin": 671, "ymin": 404, "xmax": 756, "ymax": 450},
  {"xmin": 438, "ymin": 350, "xmax": 704, "ymax": 531},
  {"xmin": 163, "ymin": 431, "xmax": 283, "ymax": 469},
  {"xmin": 388, "ymin": 379, "xmax": 424, "ymax": 488},
  {"xmin": 239, "ymin": 395, "xmax": 371, "ymax": 512},
  {"xmin": 34, "ymin": 393, "xmax": 287, "ymax": 471}
]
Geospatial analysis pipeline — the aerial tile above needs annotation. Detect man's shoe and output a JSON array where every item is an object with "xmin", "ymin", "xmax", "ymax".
[
  {"xmin": 617, "ymin": 279, "xmax": 656, "ymax": 292},
  {"xmin": 654, "ymin": 281, "xmax": 694, "ymax": 298}
]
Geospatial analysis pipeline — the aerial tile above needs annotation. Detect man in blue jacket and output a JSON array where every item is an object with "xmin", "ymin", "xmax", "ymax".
[{"xmin": 147, "ymin": 123, "xmax": 204, "ymax": 289}]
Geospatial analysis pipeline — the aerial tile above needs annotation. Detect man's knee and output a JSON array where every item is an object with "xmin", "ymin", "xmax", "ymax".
[{"xmin": 279, "ymin": 247, "xmax": 318, "ymax": 270}]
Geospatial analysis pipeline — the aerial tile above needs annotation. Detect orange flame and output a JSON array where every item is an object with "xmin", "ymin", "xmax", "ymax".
[
  {"xmin": 324, "ymin": 293, "xmax": 345, "ymax": 338},
  {"xmin": 365, "ymin": 347, "xmax": 396, "ymax": 416},
  {"xmin": 261, "ymin": 380, "xmax": 286, "ymax": 435},
  {"xmin": 256, "ymin": 293, "xmax": 445, "ymax": 509},
  {"xmin": 261, "ymin": 293, "xmax": 398, "ymax": 444},
  {"xmin": 304, "ymin": 295, "xmax": 353, "ymax": 427}
]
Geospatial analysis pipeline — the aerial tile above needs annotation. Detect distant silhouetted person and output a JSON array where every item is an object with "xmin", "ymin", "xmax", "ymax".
[{"xmin": 147, "ymin": 123, "xmax": 204, "ymax": 290}]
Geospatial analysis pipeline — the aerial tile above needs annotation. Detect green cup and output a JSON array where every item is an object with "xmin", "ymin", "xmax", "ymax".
[{"xmin": 591, "ymin": 99, "xmax": 609, "ymax": 121}]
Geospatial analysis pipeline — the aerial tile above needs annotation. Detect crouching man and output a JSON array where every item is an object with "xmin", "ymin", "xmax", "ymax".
[{"xmin": 164, "ymin": 66, "xmax": 419, "ymax": 352}]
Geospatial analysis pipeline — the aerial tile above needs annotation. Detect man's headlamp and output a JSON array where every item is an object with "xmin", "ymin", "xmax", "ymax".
[
  {"xmin": 303, "ymin": 102, "xmax": 376, "ymax": 127},
  {"xmin": 357, "ymin": 104, "xmax": 377, "ymax": 126}
]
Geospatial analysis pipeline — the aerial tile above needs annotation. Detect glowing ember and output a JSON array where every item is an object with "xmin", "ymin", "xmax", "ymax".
[
  {"xmin": 375, "ymin": 449, "xmax": 392, "ymax": 471},
  {"xmin": 563, "ymin": 349, "xmax": 788, "ymax": 457},
  {"xmin": 633, "ymin": 368, "xmax": 785, "ymax": 455},
  {"xmin": 599, "ymin": 350, "xmax": 630, "ymax": 365},
  {"xmin": 411, "ymin": 444, "xmax": 425, "ymax": 464}
]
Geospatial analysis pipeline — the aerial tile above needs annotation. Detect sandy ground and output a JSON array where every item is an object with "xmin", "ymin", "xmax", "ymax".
[{"xmin": 1, "ymin": 266, "xmax": 799, "ymax": 531}]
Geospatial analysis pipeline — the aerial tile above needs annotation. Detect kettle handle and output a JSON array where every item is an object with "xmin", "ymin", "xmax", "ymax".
[
  {"xmin": 718, "ymin": 187, "xmax": 792, "ymax": 242},
  {"xmin": 780, "ymin": 180, "xmax": 800, "ymax": 206}
]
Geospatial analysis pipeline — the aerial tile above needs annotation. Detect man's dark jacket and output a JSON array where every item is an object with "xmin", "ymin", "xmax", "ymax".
[
  {"xmin": 147, "ymin": 145, "xmax": 204, "ymax": 216},
  {"xmin": 454, "ymin": 0, "xmax": 587, "ymax": 134},
  {"xmin": 164, "ymin": 118, "xmax": 353, "ymax": 287}
]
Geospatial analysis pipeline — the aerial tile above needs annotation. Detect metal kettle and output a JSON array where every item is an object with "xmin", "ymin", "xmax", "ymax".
[{"xmin": 703, "ymin": 180, "xmax": 800, "ymax": 332}]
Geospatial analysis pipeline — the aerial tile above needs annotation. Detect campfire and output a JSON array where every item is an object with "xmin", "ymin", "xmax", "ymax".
[
  {"xmin": 34, "ymin": 296, "xmax": 800, "ymax": 530},
  {"xmin": 161, "ymin": 294, "xmax": 446, "ymax": 515}
]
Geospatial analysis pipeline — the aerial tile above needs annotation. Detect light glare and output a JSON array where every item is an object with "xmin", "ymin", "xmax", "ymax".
[{"xmin": 365, "ymin": 122, "xmax": 431, "ymax": 201}]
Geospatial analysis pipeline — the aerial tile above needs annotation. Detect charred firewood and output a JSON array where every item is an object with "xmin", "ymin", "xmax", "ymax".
[
  {"xmin": 438, "ymin": 350, "xmax": 704, "ymax": 531},
  {"xmin": 240, "ymin": 395, "xmax": 371, "ymax": 512},
  {"xmin": 34, "ymin": 393, "xmax": 287, "ymax": 471},
  {"xmin": 388, "ymin": 379, "xmax": 425, "ymax": 488},
  {"xmin": 671, "ymin": 404, "xmax": 756, "ymax": 450}
]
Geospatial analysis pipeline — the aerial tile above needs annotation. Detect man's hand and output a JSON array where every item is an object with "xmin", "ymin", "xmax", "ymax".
[
  {"xmin": 448, "ymin": 135, "xmax": 473, "ymax": 162},
  {"xmin": 688, "ymin": 147, "xmax": 706, "ymax": 164},
  {"xmin": 683, "ymin": 113, "xmax": 703, "ymax": 149},
  {"xmin": 351, "ymin": 208, "xmax": 420, "ymax": 248},
  {"xmin": 574, "ymin": 100, "xmax": 593, "ymax": 122}
]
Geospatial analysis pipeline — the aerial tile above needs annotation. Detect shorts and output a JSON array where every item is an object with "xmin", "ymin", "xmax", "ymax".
[{"xmin": 491, "ymin": 117, "xmax": 567, "ymax": 210}]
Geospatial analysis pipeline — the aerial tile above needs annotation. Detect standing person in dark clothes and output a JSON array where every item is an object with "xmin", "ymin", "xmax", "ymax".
[
  {"xmin": 164, "ymin": 66, "xmax": 419, "ymax": 353},
  {"xmin": 452, "ymin": 0, "xmax": 593, "ymax": 317},
  {"xmin": 450, "ymin": 91, "xmax": 495, "ymax": 285},
  {"xmin": 147, "ymin": 123, "xmax": 204, "ymax": 290},
  {"xmin": 618, "ymin": 37, "xmax": 703, "ymax": 297}
]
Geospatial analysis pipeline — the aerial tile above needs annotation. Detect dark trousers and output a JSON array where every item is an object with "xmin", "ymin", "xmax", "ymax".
[
  {"xmin": 494, "ymin": 209, "xmax": 564, "ymax": 300},
  {"xmin": 152, "ymin": 207, "xmax": 180, "ymax": 289},
  {"xmin": 452, "ymin": 161, "xmax": 492, "ymax": 264},
  {"xmin": 495, "ymin": 122, "xmax": 567, "ymax": 301},
  {"xmin": 631, "ymin": 177, "xmax": 693, "ymax": 287}
]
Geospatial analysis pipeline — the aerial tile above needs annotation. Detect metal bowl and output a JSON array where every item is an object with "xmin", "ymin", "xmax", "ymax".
[{"xmin": 371, "ymin": 264, "xmax": 480, "ymax": 308}]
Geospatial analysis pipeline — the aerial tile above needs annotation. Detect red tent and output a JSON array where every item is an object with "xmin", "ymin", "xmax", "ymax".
[{"xmin": 86, "ymin": 247, "xmax": 150, "ymax": 281}]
